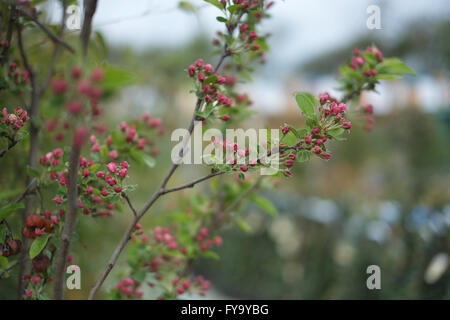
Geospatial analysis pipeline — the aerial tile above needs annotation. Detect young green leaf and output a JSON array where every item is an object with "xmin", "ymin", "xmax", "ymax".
[
  {"xmin": 203, "ymin": 0, "xmax": 223, "ymax": 10},
  {"xmin": 294, "ymin": 92, "xmax": 318, "ymax": 119},
  {"xmin": 29, "ymin": 234, "xmax": 51, "ymax": 259},
  {"xmin": 297, "ymin": 150, "xmax": 311, "ymax": 162},
  {"xmin": 0, "ymin": 202, "xmax": 25, "ymax": 220},
  {"xmin": 250, "ymin": 194, "xmax": 277, "ymax": 216}
]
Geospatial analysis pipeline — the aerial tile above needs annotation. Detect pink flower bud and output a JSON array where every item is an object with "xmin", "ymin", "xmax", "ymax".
[
  {"xmin": 188, "ymin": 64, "xmax": 196, "ymax": 77},
  {"xmin": 109, "ymin": 150, "xmax": 118, "ymax": 159},
  {"xmin": 106, "ymin": 162, "xmax": 117, "ymax": 173},
  {"xmin": 73, "ymin": 126, "xmax": 88, "ymax": 148},
  {"xmin": 96, "ymin": 171, "xmax": 105, "ymax": 179},
  {"xmin": 91, "ymin": 68, "xmax": 104, "ymax": 82},
  {"xmin": 53, "ymin": 196, "xmax": 63, "ymax": 204}
]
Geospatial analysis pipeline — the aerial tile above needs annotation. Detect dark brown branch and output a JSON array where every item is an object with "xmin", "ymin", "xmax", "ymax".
[
  {"xmin": 13, "ymin": 178, "xmax": 37, "ymax": 204},
  {"xmin": 52, "ymin": 0, "xmax": 97, "ymax": 299},
  {"xmin": 0, "ymin": 5, "xmax": 16, "ymax": 66},
  {"xmin": 16, "ymin": 7, "xmax": 75, "ymax": 54},
  {"xmin": 16, "ymin": 21, "xmax": 40, "ymax": 300},
  {"xmin": 161, "ymin": 171, "xmax": 224, "ymax": 195},
  {"xmin": 52, "ymin": 143, "xmax": 81, "ymax": 300},
  {"xmin": 0, "ymin": 137, "xmax": 21, "ymax": 158},
  {"xmin": 80, "ymin": 0, "xmax": 98, "ymax": 57}
]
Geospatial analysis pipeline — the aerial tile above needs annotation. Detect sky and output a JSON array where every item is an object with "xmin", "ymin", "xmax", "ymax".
[{"xmin": 45, "ymin": 0, "xmax": 450, "ymax": 113}]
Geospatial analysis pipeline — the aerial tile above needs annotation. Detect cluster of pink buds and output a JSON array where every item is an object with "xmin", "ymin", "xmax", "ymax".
[
  {"xmin": 349, "ymin": 46, "xmax": 384, "ymax": 78},
  {"xmin": 362, "ymin": 104, "xmax": 376, "ymax": 131},
  {"xmin": 17, "ymin": 0, "xmax": 38, "ymax": 16},
  {"xmin": 7, "ymin": 62, "xmax": 31, "ymax": 87},
  {"xmin": 50, "ymin": 67, "xmax": 104, "ymax": 117},
  {"xmin": 188, "ymin": 59, "xmax": 240, "ymax": 121},
  {"xmin": 117, "ymin": 278, "xmax": 143, "ymax": 299},
  {"xmin": 153, "ymin": 226, "xmax": 178, "ymax": 250},
  {"xmin": 77, "ymin": 160, "xmax": 128, "ymax": 216},
  {"xmin": 141, "ymin": 112, "xmax": 165, "ymax": 135},
  {"xmin": 1, "ymin": 107, "xmax": 28, "ymax": 130},
  {"xmin": 100, "ymin": 117, "xmax": 162, "ymax": 157},
  {"xmin": 212, "ymin": 138, "xmax": 257, "ymax": 172},
  {"xmin": 173, "ymin": 275, "xmax": 211, "ymax": 296},
  {"xmin": 43, "ymin": 118, "xmax": 71, "ymax": 141},
  {"xmin": 39, "ymin": 148, "xmax": 64, "ymax": 167},
  {"xmin": 195, "ymin": 227, "xmax": 223, "ymax": 252}
]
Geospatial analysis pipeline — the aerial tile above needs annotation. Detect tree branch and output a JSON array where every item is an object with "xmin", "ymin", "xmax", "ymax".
[
  {"xmin": 80, "ymin": 0, "xmax": 98, "ymax": 58},
  {"xmin": 16, "ymin": 21, "xmax": 40, "ymax": 299},
  {"xmin": 88, "ymin": 16, "xmax": 241, "ymax": 299},
  {"xmin": 0, "ymin": 4, "xmax": 16, "ymax": 66},
  {"xmin": 52, "ymin": 0, "xmax": 98, "ymax": 300},
  {"xmin": 52, "ymin": 143, "xmax": 81, "ymax": 300},
  {"xmin": 16, "ymin": 7, "xmax": 74, "ymax": 54},
  {"xmin": 161, "ymin": 171, "xmax": 224, "ymax": 195}
]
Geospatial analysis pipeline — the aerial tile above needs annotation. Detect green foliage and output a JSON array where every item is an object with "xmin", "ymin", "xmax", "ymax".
[
  {"xmin": 0, "ymin": 202, "xmax": 24, "ymax": 220},
  {"xmin": 29, "ymin": 234, "xmax": 51, "ymax": 259},
  {"xmin": 294, "ymin": 92, "xmax": 318, "ymax": 120}
]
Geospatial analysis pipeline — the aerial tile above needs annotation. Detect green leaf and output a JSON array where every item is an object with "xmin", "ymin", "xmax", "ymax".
[
  {"xmin": 29, "ymin": 234, "xmax": 51, "ymax": 259},
  {"xmin": 0, "ymin": 224, "xmax": 7, "ymax": 242},
  {"xmin": 234, "ymin": 217, "xmax": 252, "ymax": 233},
  {"xmin": 141, "ymin": 153, "xmax": 156, "ymax": 168},
  {"xmin": 377, "ymin": 58, "xmax": 416, "ymax": 75},
  {"xmin": 250, "ymin": 194, "xmax": 277, "ymax": 216},
  {"xmin": 203, "ymin": 0, "xmax": 223, "ymax": 10},
  {"xmin": 238, "ymin": 172, "xmax": 245, "ymax": 181},
  {"xmin": 0, "ymin": 256, "xmax": 8, "ymax": 269},
  {"xmin": 102, "ymin": 67, "xmax": 136, "ymax": 92},
  {"xmin": 328, "ymin": 127, "xmax": 347, "ymax": 141},
  {"xmin": 294, "ymin": 128, "xmax": 309, "ymax": 138},
  {"xmin": 202, "ymin": 250, "xmax": 220, "ymax": 260},
  {"xmin": 26, "ymin": 166, "xmax": 40, "ymax": 178},
  {"xmin": 294, "ymin": 92, "xmax": 317, "ymax": 119},
  {"xmin": 327, "ymin": 127, "xmax": 345, "ymax": 137},
  {"xmin": 0, "ymin": 202, "xmax": 25, "ymax": 220},
  {"xmin": 227, "ymin": 4, "xmax": 241, "ymax": 14},
  {"xmin": 178, "ymin": 1, "xmax": 197, "ymax": 13},
  {"xmin": 297, "ymin": 150, "xmax": 310, "ymax": 162},
  {"xmin": 216, "ymin": 16, "xmax": 227, "ymax": 22}
]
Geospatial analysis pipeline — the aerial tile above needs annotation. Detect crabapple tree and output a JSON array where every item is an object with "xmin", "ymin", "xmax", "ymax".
[{"xmin": 0, "ymin": 0, "xmax": 414, "ymax": 300}]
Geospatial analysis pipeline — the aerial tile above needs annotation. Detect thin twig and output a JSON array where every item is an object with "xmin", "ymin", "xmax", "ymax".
[
  {"xmin": 122, "ymin": 193, "xmax": 137, "ymax": 217},
  {"xmin": 13, "ymin": 178, "xmax": 37, "ymax": 204},
  {"xmin": 16, "ymin": 6, "xmax": 75, "ymax": 54},
  {"xmin": 161, "ymin": 171, "xmax": 224, "ymax": 195}
]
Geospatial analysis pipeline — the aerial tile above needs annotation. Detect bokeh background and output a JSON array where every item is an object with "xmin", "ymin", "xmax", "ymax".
[{"xmin": 2, "ymin": 0, "xmax": 450, "ymax": 299}]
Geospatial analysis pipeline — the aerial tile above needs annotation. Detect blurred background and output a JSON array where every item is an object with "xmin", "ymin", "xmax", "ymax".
[{"xmin": 2, "ymin": 0, "xmax": 450, "ymax": 299}]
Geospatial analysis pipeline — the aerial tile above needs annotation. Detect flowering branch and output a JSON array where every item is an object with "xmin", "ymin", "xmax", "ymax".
[
  {"xmin": 52, "ymin": 141, "xmax": 82, "ymax": 300},
  {"xmin": 87, "ymin": 14, "xmax": 243, "ymax": 298}
]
